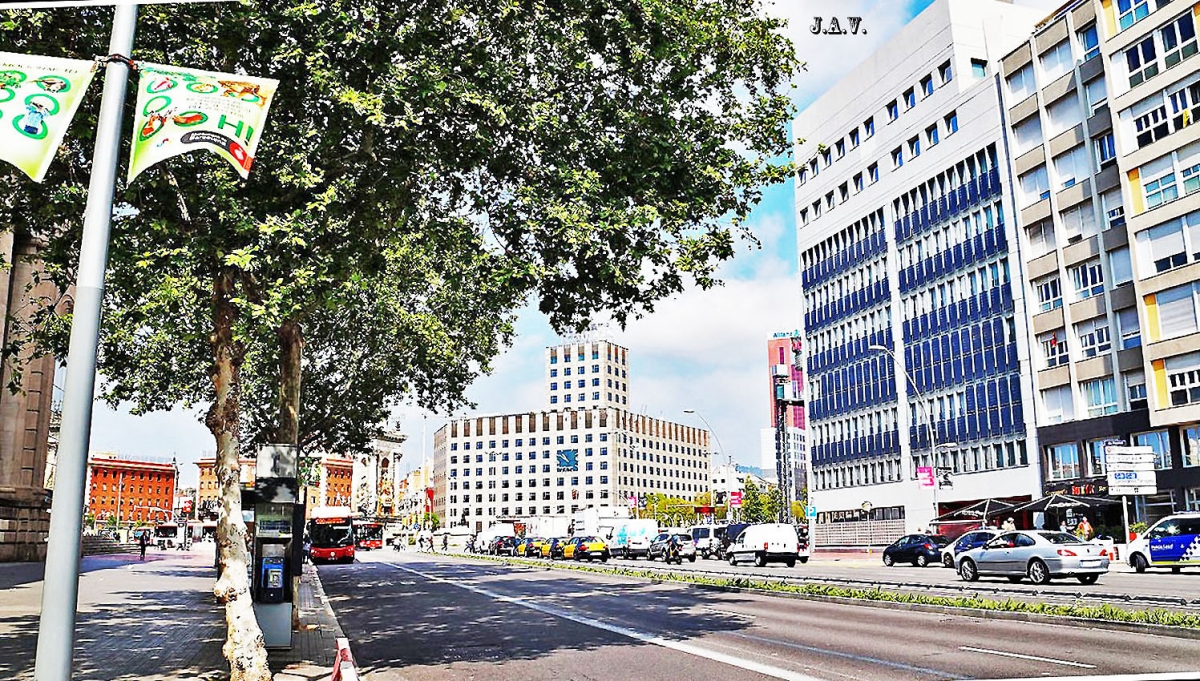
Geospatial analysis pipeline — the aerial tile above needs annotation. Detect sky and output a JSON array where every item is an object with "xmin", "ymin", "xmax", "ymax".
[{"xmin": 85, "ymin": 0, "xmax": 936, "ymax": 489}]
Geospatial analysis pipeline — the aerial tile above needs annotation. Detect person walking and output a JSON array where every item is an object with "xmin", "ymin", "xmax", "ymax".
[
  {"xmin": 138, "ymin": 531, "xmax": 149, "ymax": 560},
  {"xmin": 442, "ymin": 534, "xmax": 449, "ymax": 552}
]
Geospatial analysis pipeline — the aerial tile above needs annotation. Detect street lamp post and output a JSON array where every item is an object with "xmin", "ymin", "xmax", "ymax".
[
  {"xmin": 867, "ymin": 344, "xmax": 956, "ymax": 526},
  {"xmin": 683, "ymin": 409, "xmax": 731, "ymax": 521}
]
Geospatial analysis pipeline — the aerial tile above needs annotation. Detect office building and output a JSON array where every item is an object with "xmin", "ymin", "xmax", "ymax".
[
  {"xmin": 794, "ymin": 0, "xmax": 1057, "ymax": 546},
  {"xmin": 432, "ymin": 340, "xmax": 710, "ymax": 533},
  {"xmin": 1001, "ymin": 0, "xmax": 1200, "ymax": 523},
  {"xmin": 86, "ymin": 453, "xmax": 178, "ymax": 525}
]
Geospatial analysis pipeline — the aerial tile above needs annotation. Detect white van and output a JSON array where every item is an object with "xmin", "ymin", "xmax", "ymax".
[
  {"xmin": 726, "ymin": 523, "xmax": 809, "ymax": 567},
  {"xmin": 1126, "ymin": 512, "xmax": 1200, "ymax": 573}
]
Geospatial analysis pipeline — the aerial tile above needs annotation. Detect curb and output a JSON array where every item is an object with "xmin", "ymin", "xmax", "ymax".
[
  {"xmin": 305, "ymin": 562, "xmax": 347, "ymax": 640},
  {"xmin": 452, "ymin": 552, "xmax": 1200, "ymax": 641}
]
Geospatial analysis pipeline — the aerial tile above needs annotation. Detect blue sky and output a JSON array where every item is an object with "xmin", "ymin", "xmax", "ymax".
[{"xmin": 87, "ymin": 0, "xmax": 935, "ymax": 488}]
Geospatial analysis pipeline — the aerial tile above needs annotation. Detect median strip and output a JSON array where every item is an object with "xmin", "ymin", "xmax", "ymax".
[{"xmin": 451, "ymin": 552, "xmax": 1200, "ymax": 631}]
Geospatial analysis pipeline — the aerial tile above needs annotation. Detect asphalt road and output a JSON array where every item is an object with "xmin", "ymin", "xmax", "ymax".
[{"xmin": 316, "ymin": 551, "xmax": 1200, "ymax": 681}]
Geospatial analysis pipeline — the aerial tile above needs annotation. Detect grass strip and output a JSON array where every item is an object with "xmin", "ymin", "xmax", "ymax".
[{"xmin": 451, "ymin": 552, "xmax": 1200, "ymax": 629}]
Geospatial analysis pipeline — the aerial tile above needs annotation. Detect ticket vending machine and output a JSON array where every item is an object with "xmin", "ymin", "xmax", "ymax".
[{"xmin": 251, "ymin": 445, "xmax": 298, "ymax": 649}]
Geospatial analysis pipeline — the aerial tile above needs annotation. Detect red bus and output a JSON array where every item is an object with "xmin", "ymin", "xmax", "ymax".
[
  {"xmin": 307, "ymin": 508, "xmax": 355, "ymax": 563},
  {"xmin": 354, "ymin": 521, "xmax": 384, "ymax": 550}
]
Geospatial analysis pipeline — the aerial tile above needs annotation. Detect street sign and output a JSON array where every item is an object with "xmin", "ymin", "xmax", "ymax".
[
  {"xmin": 916, "ymin": 466, "xmax": 935, "ymax": 488},
  {"xmin": 806, "ymin": 505, "xmax": 817, "ymax": 519},
  {"xmin": 729, "ymin": 491, "xmax": 743, "ymax": 508},
  {"xmin": 1105, "ymin": 446, "xmax": 1156, "ymax": 467},
  {"xmin": 1107, "ymin": 468, "xmax": 1158, "ymax": 495}
]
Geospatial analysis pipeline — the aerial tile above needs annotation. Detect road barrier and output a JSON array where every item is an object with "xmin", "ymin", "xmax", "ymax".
[{"xmin": 330, "ymin": 637, "xmax": 358, "ymax": 681}]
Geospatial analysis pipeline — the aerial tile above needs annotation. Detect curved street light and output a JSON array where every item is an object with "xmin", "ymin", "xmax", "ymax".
[
  {"xmin": 683, "ymin": 409, "xmax": 732, "ymax": 515},
  {"xmin": 867, "ymin": 344, "xmax": 956, "ymax": 523}
]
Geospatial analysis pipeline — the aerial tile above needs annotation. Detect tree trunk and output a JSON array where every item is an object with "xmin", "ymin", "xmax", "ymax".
[
  {"xmin": 207, "ymin": 267, "xmax": 271, "ymax": 681},
  {"xmin": 276, "ymin": 318, "xmax": 303, "ymax": 445}
]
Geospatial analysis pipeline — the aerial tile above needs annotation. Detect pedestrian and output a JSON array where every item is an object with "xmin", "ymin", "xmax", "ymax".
[
  {"xmin": 138, "ymin": 531, "xmax": 149, "ymax": 560},
  {"xmin": 1075, "ymin": 516, "xmax": 1094, "ymax": 540},
  {"xmin": 1059, "ymin": 519, "xmax": 1070, "ymax": 533},
  {"xmin": 1001, "ymin": 517, "xmax": 1016, "ymax": 532},
  {"xmin": 442, "ymin": 534, "xmax": 449, "ymax": 552}
]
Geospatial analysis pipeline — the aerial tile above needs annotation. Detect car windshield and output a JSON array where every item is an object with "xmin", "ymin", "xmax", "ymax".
[
  {"xmin": 309, "ymin": 522, "xmax": 353, "ymax": 548},
  {"xmin": 577, "ymin": 536, "xmax": 598, "ymax": 543},
  {"xmin": 929, "ymin": 535, "xmax": 950, "ymax": 546},
  {"xmin": 673, "ymin": 534, "xmax": 692, "ymax": 542},
  {"xmin": 1038, "ymin": 531, "xmax": 1083, "ymax": 544}
]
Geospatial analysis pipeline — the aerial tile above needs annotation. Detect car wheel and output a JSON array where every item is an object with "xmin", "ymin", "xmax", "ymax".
[
  {"xmin": 689, "ymin": 556, "xmax": 696, "ymax": 563},
  {"xmin": 1027, "ymin": 559, "xmax": 1051, "ymax": 585},
  {"xmin": 799, "ymin": 556, "xmax": 809, "ymax": 564},
  {"xmin": 786, "ymin": 559, "xmax": 796, "ymax": 568},
  {"xmin": 959, "ymin": 559, "xmax": 979, "ymax": 581},
  {"xmin": 942, "ymin": 553, "xmax": 955, "ymax": 569},
  {"xmin": 754, "ymin": 553, "xmax": 766, "ymax": 568},
  {"xmin": 1006, "ymin": 575, "xmax": 1023, "ymax": 583},
  {"xmin": 1132, "ymin": 553, "xmax": 1148, "ymax": 573},
  {"xmin": 916, "ymin": 554, "xmax": 929, "ymax": 568},
  {"xmin": 883, "ymin": 553, "xmax": 894, "ymax": 567},
  {"xmin": 728, "ymin": 554, "xmax": 738, "ymax": 566},
  {"xmin": 1172, "ymin": 567, "xmax": 1182, "ymax": 574},
  {"xmin": 1077, "ymin": 574, "xmax": 1099, "ymax": 585},
  {"xmin": 601, "ymin": 556, "xmax": 609, "ymax": 563}
]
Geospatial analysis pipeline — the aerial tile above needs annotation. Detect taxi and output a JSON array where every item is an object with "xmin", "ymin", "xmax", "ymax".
[
  {"xmin": 543, "ymin": 537, "xmax": 569, "ymax": 559},
  {"xmin": 517, "ymin": 537, "xmax": 546, "ymax": 557},
  {"xmin": 563, "ymin": 535, "xmax": 610, "ymax": 562}
]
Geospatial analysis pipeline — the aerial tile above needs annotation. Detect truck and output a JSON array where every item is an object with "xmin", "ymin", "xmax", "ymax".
[
  {"xmin": 571, "ymin": 506, "xmax": 630, "ymax": 536},
  {"xmin": 475, "ymin": 522, "xmax": 517, "ymax": 552},
  {"xmin": 525, "ymin": 516, "xmax": 571, "ymax": 540}
]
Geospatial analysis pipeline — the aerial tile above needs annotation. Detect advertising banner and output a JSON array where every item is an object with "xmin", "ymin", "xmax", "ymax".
[
  {"xmin": 916, "ymin": 466, "xmax": 935, "ymax": 488},
  {"xmin": 0, "ymin": 52, "xmax": 97, "ymax": 182},
  {"xmin": 729, "ymin": 491, "xmax": 743, "ymax": 508},
  {"xmin": 129, "ymin": 63, "xmax": 278, "ymax": 182}
]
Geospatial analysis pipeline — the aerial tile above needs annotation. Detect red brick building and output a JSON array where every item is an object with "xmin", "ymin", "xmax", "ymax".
[
  {"xmin": 87, "ymin": 454, "xmax": 177, "ymax": 524},
  {"xmin": 324, "ymin": 457, "xmax": 353, "ymax": 507}
]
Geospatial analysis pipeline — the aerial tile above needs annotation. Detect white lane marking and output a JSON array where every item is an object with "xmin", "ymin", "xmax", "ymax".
[
  {"xmin": 959, "ymin": 646, "xmax": 1096, "ymax": 669},
  {"xmin": 383, "ymin": 560, "xmax": 825, "ymax": 681},
  {"xmin": 973, "ymin": 675, "xmax": 1200, "ymax": 681}
]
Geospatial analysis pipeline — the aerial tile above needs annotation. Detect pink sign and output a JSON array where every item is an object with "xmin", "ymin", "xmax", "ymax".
[
  {"xmin": 917, "ymin": 466, "xmax": 935, "ymax": 488},
  {"xmin": 729, "ymin": 491, "xmax": 743, "ymax": 507}
]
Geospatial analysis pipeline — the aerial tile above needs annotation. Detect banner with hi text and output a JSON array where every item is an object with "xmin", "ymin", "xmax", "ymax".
[
  {"xmin": 0, "ymin": 52, "xmax": 97, "ymax": 182},
  {"xmin": 129, "ymin": 63, "xmax": 278, "ymax": 182}
]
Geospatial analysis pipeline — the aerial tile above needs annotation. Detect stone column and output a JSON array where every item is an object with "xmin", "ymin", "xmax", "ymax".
[{"xmin": 0, "ymin": 230, "xmax": 59, "ymax": 562}]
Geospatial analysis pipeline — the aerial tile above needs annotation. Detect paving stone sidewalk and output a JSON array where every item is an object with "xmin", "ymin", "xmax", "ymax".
[{"xmin": 0, "ymin": 544, "xmax": 346, "ymax": 680}]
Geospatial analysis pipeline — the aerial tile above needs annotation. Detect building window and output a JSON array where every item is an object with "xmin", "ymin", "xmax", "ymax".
[
  {"xmin": 1111, "ymin": 247, "xmax": 1134, "ymax": 287},
  {"xmin": 1075, "ymin": 318, "xmax": 1112, "ymax": 358},
  {"xmin": 944, "ymin": 110, "xmax": 959, "ymax": 135},
  {"xmin": 1117, "ymin": 0, "xmax": 1150, "ymax": 31},
  {"xmin": 908, "ymin": 137, "xmax": 920, "ymax": 159},
  {"xmin": 1134, "ymin": 429, "xmax": 1172, "ymax": 469},
  {"xmin": 1070, "ymin": 259, "xmax": 1104, "ymax": 299},
  {"xmin": 1012, "ymin": 116, "xmax": 1043, "ymax": 155},
  {"xmin": 853, "ymin": 172, "xmax": 864, "ymax": 193},
  {"xmin": 1087, "ymin": 439, "xmax": 1109, "ymax": 477},
  {"xmin": 1040, "ymin": 40, "xmax": 1072, "ymax": 83},
  {"xmin": 1095, "ymin": 133, "xmax": 1116, "ymax": 170},
  {"xmin": 1019, "ymin": 165, "xmax": 1050, "ymax": 205},
  {"xmin": 864, "ymin": 116, "xmax": 875, "ymax": 138},
  {"xmin": 1040, "ymin": 331, "xmax": 1069, "ymax": 368},
  {"xmin": 904, "ymin": 88, "xmax": 916, "ymax": 109},
  {"xmin": 1139, "ymin": 218, "xmax": 1189, "ymax": 274},
  {"xmin": 1006, "ymin": 63, "xmax": 1036, "ymax": 101},
  {"xmin": 1126, "ymin": 36, "xmax": 1159, "ymax": 88},
  {"xmin": 1047, "ymin": 443, "xmax": 1081, "ymax": 480},
  {"xmin": 920, "ymin": 75, "xmax": 934, "ymax": 98},
  {"xmin": 971, "ymin": 58, "xmax": 988, "ymax": 78},
  {"xmin": 891, "ymin": 147, "xmax": 903, "ymax": 168},
  {"xmin": 1166, "ymin": 351, "xmax": 1200, "ymax": 406},
  {"xmin": 1134, "ymin": 102, "xmax": 1170, "ymax": 149},
  {"xmin": 1117, "ymin": 308, "xmax": 1141, "ymax": 348},
  {"xmin": 1082, "ymin": 378, "xmax": 1118, "ymax": 417},
  {"xmin": 1127, "ymin": 371, "xmax": 1148, "ymax": 409},
  {"xmin": 1182, "ymin": 425, "xmax": 1200, "ymax": 467},
  {"xmin": 835, "ymin": 139, "xmax": 846, "ymax": 158},
  {"xmin": 1079, "ymin": 24, "xmax": 1100, "ymax": 61},
  {"xmin": 926, "ymin": 124, "xmax": 939, "ymax": 147},
  {"xmin": 850, "ymin": 128, "xmax": 860, "ymax": 148},
  {"xmin": 822, "ymin": 148, "xmax": 832, "ymax": 167},
  {"xmin": 1162, "ymin": 12, "xmax": 1198, "ymax": 68},
  {"xmin": 1034, "ymin": 275, "xmax": 1062, "ymax": 312},
  {"xmin": 938, "ymin": 60, "xmax": 953, "ymax": 84},
  {"xmin": 887, "ymin": 100, "xmax": 899, "ymax": 121},
  {"xmin": 1144, "ymin": 167, "xmax": 1180, "ymax": 209},
  {"xmin": 868, "ymin": 162, "xmax": 879, "ymax": 184}
]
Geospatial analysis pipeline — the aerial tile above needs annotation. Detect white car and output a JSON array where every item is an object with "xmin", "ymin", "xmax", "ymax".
[
  {"xmin": 727, "ymin": 523, "xmax": 808, "ymax": 568},
  {"xmin": 1126, "ymin": 512, "xmax": 1200, "ymax": 573}
]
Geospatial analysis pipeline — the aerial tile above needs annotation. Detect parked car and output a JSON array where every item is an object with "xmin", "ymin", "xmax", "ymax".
[
  {"xmin": 488, "ymin": 536, "xmax": 518, "ymax": 556},
  {"xmin": 564, "ymin": 536, "xmax": 611, "ymax": 562},
  {"xmin": 1126, "ymin": 512, "xmax": 1200, "ymax": 574},
  {"xmin": 941, "ymin": 529, "xmax": 1002, "ymax": 568},
  {"xmin": 515, "ymin": 537, "xmax": 544, "ymax": 557},
  {"xmin": 882, "ymin": 534, "xmax": 950, "ymax": 567},
  {"xmin": 647, "ymin": 533, "xmax": 697, "ymax": 562},
  {"xmin": 544, "ymin": 536, "xmax": 570, "ymax": 559},
  {"xmin": 726, "ymin": 523, "xmax": 806, "ymax": 567},
  {"xmin": 956, "ymin": 530, "xmax": 1110, "ymax": 585}
]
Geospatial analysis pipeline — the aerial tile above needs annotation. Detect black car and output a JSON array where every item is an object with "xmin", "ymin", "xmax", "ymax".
[
  {"xmin": 882, "ymin": 534, "xmax": 950, "ymax": 567},
  {"xmin": 488, "ymin": 536, "xmax": 517, "ymax": 556},
  {"xmin": 547, "ymin": 537, "xmax": 570, "ymax": 560}
]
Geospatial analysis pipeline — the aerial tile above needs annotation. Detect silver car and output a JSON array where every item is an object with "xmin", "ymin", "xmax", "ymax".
[{"xmin": 957, "ymin": 531, "xmax": 1109, "ymax": 585}]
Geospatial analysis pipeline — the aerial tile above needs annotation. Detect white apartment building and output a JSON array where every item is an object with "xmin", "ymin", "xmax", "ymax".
[
  {"xmin": 432, "ymin": 341, "xmax": 710, "ymax": 532},
  {"xmin": 1001, "ymin": 0, "xmax": 1200, "ymax": 524},
  {"xmin": 794, "ymin": 0, "xmax": 1057, "ymax": 546}
]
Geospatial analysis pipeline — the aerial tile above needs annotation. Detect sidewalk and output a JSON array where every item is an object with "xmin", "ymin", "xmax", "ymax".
[{"xmin": 0, "ymin": 544, "xmax": 346, "ymax": 680}]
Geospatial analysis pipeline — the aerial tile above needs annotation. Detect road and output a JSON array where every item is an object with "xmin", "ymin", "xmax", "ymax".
[{"xmin": 317, "ymin": 551, "xmax": 1200, "ymax": 681}]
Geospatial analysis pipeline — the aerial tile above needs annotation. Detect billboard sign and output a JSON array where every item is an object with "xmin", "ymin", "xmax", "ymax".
[
  {"xmin": 916, "ymin": 466, "xmax": 935, "ymax": 488},
  {"xmin": 729, "ymin": 491, "xmax": 743, "ymax": 508}
]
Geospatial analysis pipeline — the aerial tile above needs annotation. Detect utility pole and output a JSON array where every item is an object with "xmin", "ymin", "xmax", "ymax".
[{"xmin": 34, "ymin": 6, "xmax": 138, "ymax": 680}]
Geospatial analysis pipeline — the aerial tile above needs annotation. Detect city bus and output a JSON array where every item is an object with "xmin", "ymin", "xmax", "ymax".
[
  {"xmin": 306, "ymin": 507, "xmax": 355, "ymax": 563},
  {"xmin": 354, "ymin": 521, "xmax": 385, "ymax": 550}
]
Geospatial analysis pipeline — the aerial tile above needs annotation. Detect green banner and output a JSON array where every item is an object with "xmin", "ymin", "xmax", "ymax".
[
  {"xmin": 0, "ymin": 52, "xmax": 97, "ymax": 183},
  {"xmin": 129, "ymin": 63, "xmax": 278, "ymax": 182}
]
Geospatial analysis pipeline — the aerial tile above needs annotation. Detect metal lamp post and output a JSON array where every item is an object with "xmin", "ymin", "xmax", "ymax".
[
  {"xmin": 683, "ymin": 409, "xmax": 730, "ymax": 520},
  {"xmin": 867, "ymin": 344, "xmax": 956, "ymax": 526}
]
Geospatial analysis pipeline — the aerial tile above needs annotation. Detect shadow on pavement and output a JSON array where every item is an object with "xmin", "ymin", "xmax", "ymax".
[{"xmin": 318, "ymin": 555, "xmax": 760, "ymax": 678}]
